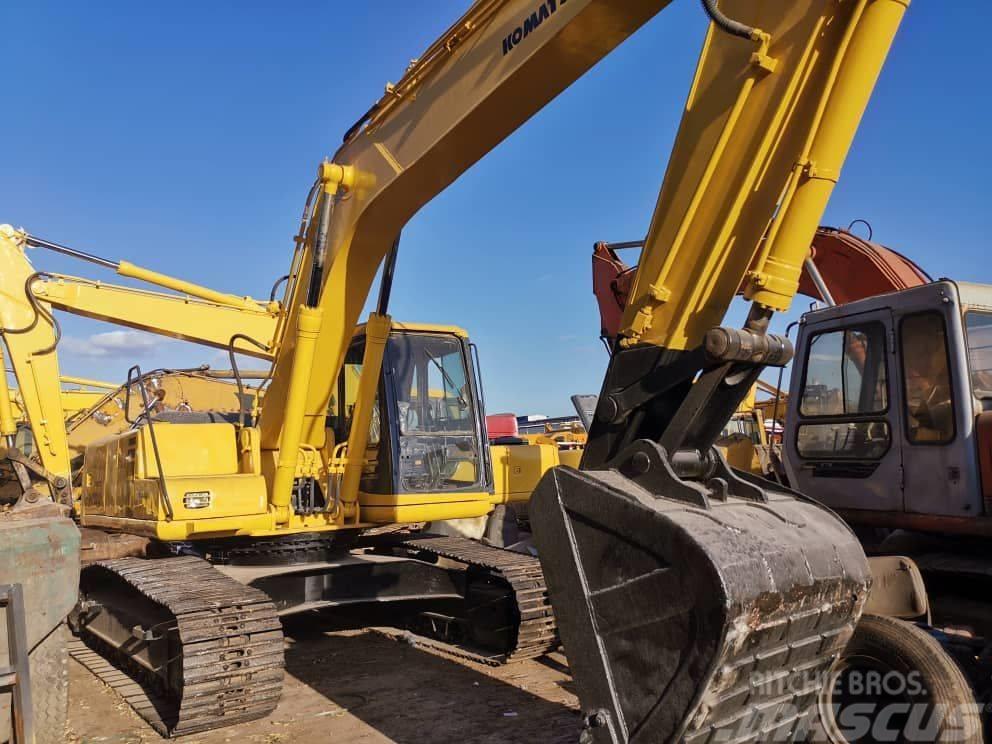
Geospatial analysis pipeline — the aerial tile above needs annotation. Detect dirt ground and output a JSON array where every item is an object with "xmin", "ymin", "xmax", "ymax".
[{"xmin": 66, "ymin": 622, "xmax": 581, "ymax": 744}]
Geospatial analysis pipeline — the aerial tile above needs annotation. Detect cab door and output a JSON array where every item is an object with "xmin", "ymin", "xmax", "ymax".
[
  {"xmin": 785, "ymin": 308, "xmax": 905, "ymax": 512},
  {"xmin": 894, "ymin": 285, "xmax": 977, "ymax": 517}
]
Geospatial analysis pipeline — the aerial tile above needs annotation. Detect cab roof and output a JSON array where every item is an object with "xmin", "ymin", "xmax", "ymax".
[{"xmin": 351, "ymin": 319, "xmax": 469, "ymax": 338}]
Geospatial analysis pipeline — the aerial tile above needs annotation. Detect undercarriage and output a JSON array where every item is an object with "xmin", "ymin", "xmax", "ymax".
[{"xmin": 70, "ymin": 530, "xmax": 558, "ymax": 736}]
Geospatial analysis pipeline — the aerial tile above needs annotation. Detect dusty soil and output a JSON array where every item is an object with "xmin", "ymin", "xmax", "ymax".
[{"xmin": 66, "ymin": 622, "xmax": 581, "ymax": 744}]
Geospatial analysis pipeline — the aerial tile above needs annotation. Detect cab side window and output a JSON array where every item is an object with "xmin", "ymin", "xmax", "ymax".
[
  {"xmin": 797, "ymin": 324, "xmax": 890, "ymax": 459},
  {"xmin": 327, "ymin": 340, "xmax": 382, "ymax": 490},
  {"xmin": 965, "ymin": 312, "xmax": 992, "ymax": 402},
  {"xmin": 901, "ymin": 313, "xmax": 954, "ymax": 445}
]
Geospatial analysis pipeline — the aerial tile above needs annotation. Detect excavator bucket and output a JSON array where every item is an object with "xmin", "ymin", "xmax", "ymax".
[{"xmin": 531, "ymin": 445, "xmax": 870, "ymax": 743}]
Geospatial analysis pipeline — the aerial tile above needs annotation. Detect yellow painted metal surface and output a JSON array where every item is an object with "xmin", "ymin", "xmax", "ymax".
[
  {"xmin": 490, "ymin": 443, "xmax": 562, "ymax": 504},
  {"xmin": 268, "ymin": 305, "xmax": 323, "ymax": 522},
  {"xmin": 0, "ymin": 360, "xmax": 18, "ymax": 439},
  {"xmin": 60, "ymin": 375, "xmax": 118, "ymax": 390},
  {"xmin": 33, "ymin": 274, "xmax": 278, "ymax": 357},
  {"xmin": 66, "ymin": 372, "xmax": 259, "ymax": 458},
  {"xmin": 557, "ymin": 448, "xmax": 583, "ymax": 470},
  {"xmin": 360, "ymin": 500, "xmax": 492, "ymax": 525},
  {"xmin": 1, "ymin": 222, "xmax": 282, "ymax": 496},
  {"xmin": 259, "ymin": 0, "xmax": 677, "ymax": 452},
  {"xmin": 59, "ymin": 389, "xmax": 109, "ymax": 418},
  {"xmin": 80, "ymin": 424, "xmax": 267, "ymax": 524},
  {"xmin": 371, "ymin": 320, "xmax": 469, "ymax": 338},
  {"xmin": 135, "ymin": 423, "xmax": 241, "ymax": 478},
  {"xmin": 0, "ymin": 226, "xmax": 71, "ymax": 479},
  {"xmin": 115, "ymin": 260, "xmax": 268, "ymax": 312},
  {"xmin": 622, "ymin": 0, "xmax": 908, "ymax": 348},
  {"xmin": 744, "ymin": 0, "xmax": 910, "ymax": 310},
  {"xmin": 339, "ymin": 312, "xmax": 391, "ymax": 522}
]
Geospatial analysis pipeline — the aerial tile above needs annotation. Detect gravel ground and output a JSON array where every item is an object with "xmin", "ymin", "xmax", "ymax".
[{"xmin": 67, "ymin": 623, "xmax": 581, "ymax": 744}]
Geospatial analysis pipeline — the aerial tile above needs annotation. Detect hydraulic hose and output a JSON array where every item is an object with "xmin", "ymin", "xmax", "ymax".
[
  {"xmin": 269, "ymin": 275, "xmax": 290, "ymax": 302},
  {"xmin": 0, "ymin": 272, "xmax": 62, "ymax": 355},
  {"xmin": 227, "ymin": 334, "xmax": 271, "ymax": 428},
  {"xmin": 700, "ymin": 0, "xmax": 756, "ymax": 39}
]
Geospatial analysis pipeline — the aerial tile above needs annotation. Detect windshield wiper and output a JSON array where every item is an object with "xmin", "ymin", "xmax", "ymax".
[{"xmin": 424, "ymin": 350, "xmax": 468, "ymax": 408}]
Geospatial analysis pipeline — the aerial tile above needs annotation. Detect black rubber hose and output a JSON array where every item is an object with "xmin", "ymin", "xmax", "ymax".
[
  {"xmin": 227, "ymin": 334, "xmax": 270, "ymax": 428},
  {"xmin": 700, "ymin": 0, "xmax": 755, "ymax": 39},
  {"xmin": 343, "ymin": 103, "xmax": 377, "ymax": 144},
  {"xmin": 269, "ymin": 274, "xmax": 290, "ymax": 302},
  {"xmin": 0, "ymin": 272, "xmax": 62, "ymax": 355}
]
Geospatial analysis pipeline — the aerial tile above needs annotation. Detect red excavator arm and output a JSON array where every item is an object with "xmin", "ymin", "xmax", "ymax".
[
  {"xmin": 594, "ymin": 226, "xmax": 931, "ymax": 342},
  {"xmin": 797, "ymin": 225, "xmax": 931, "ymax": 303}
]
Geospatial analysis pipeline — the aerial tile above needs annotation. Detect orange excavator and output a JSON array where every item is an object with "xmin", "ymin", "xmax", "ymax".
[
  {"xmin": 592, "ymin": 222, "xmax": 992, "ymax": 695},
  {"xmin": 593, "ymin": 224, "xmax": 931, "ymax": 346}
]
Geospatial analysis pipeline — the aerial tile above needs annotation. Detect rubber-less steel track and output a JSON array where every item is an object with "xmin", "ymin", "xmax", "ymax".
[
  {"xmin": 399, "ymin": 535, "xmax": 558, "ymax": 662},
  {"xmin": 78, "ymin": 556, "xmax": 284, "ymax": 737}
]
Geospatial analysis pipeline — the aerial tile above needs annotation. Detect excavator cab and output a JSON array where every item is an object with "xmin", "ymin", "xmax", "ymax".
[
  {"xmin": 330, "ymin": 324, "xmax": 490, "ymax": 501},
  {"xmin": 785, "ymin": 280, "xmax": 992, "ymax": 525}
]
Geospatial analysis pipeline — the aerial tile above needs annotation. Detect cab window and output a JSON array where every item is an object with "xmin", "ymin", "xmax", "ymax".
[
  {"xmin": 327, "ymin": 339, "xmax": 382, "ymax": 488},
  {"xmin": 901, "ymin": 312, "xmax": 954, "ymax": 444},
  {"xmin": 965, "ymin": 311, "xmax": 992, "ymax": 400},
  {"xmin": 327, "ymin": 339, "xmax": 380, "ymax": 448},
  {"xmin": 797, "ymin": 324, "xmax": 890, "ymax": 460},
  {"xmin": 800, "ymin": 325, "xmax": 888, "ymax": 417},
  {"xmin": 385, "ymin": 333, "xmax": 481, "ymax": 493}
]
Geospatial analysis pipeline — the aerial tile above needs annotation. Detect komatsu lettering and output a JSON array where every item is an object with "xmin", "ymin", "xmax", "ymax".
[{"xmin": 501, "ymin": 0, "xmax": 566, "ymax": 55}]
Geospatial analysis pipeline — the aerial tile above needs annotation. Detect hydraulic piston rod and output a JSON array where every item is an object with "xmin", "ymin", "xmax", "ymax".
[{"xmin": 23, "ymin": 234, "xmax": 265, "ymax": 311}]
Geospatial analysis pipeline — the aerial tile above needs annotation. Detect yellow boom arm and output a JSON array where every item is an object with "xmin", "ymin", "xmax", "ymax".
[
  {"xmin": 0, "ymin": 225, "xmax": 281, "ymax": 487},
  {"xmin": 259, "ymin": 0, "xmax": 678, "ymax": 451}
]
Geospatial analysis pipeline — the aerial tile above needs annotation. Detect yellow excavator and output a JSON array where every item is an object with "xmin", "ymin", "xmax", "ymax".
[{"xmin": 0, "ymin": 0, "xmax": 926, "ymax": 741}]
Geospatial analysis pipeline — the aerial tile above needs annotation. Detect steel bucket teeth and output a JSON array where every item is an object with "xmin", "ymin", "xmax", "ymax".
[{"xmin": 531, "ymin": 465, "xmax": 870, "ymax": 744}]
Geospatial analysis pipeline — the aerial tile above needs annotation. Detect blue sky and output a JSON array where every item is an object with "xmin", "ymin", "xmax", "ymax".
[{"xmin": 3, "ymin": 1, "xmax": 990, "ymax": 416}]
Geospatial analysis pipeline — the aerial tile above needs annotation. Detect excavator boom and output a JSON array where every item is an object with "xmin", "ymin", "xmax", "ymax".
[{"xmin": 259, "ymin": 0, "xmax": 681, "ymax": 453}]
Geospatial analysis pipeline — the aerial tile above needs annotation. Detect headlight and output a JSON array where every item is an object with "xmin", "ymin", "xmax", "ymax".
[{"xmin": 183, "ymin": 491, "xmax": 211, "ymax": 509}]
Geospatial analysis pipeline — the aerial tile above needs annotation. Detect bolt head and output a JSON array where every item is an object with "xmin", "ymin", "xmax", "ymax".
[{"xmin": 630, "ymin": 451, "xmax": 651, "ymax": 475}]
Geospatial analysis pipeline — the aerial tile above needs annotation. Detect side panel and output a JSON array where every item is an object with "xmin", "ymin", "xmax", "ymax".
[{"xmin": 490, "ymin": 442, "xmax": 561, "ymax": 504}]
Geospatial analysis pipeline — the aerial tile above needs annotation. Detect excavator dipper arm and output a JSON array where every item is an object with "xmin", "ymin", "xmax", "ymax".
[{"xmin": 531, "ymin": 1, "xmax": 907, "ymax": 742}]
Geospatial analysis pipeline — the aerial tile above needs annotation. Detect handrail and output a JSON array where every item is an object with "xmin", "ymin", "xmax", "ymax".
[{"xmin": 124, "ymin": 366, "xmax": 173, "ymax": 520}]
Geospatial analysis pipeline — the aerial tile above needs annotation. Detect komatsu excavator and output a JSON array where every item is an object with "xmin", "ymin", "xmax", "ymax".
[{"xmin": 0, "ymin": 0, "xmax": 917, "ymax": 741}]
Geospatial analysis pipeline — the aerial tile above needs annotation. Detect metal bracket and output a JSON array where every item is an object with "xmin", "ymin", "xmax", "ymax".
[
  {"xmin": 608, "ymin": 440, "xmax": 710, "ymax": 509},
  {"xmin": 0, "ymin": 583, "xmax": 34, "ymax": 744},
  {"xmin": 0, "ymin": 446, "xmax": 71, "ymax": 507},
  {"xmin": 608, "ymin": 440, "xmax": 773, "ymax": 510},
  {"xmin": 130, "ymin": 624, "xmax": 163, "ymax": 643}
]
